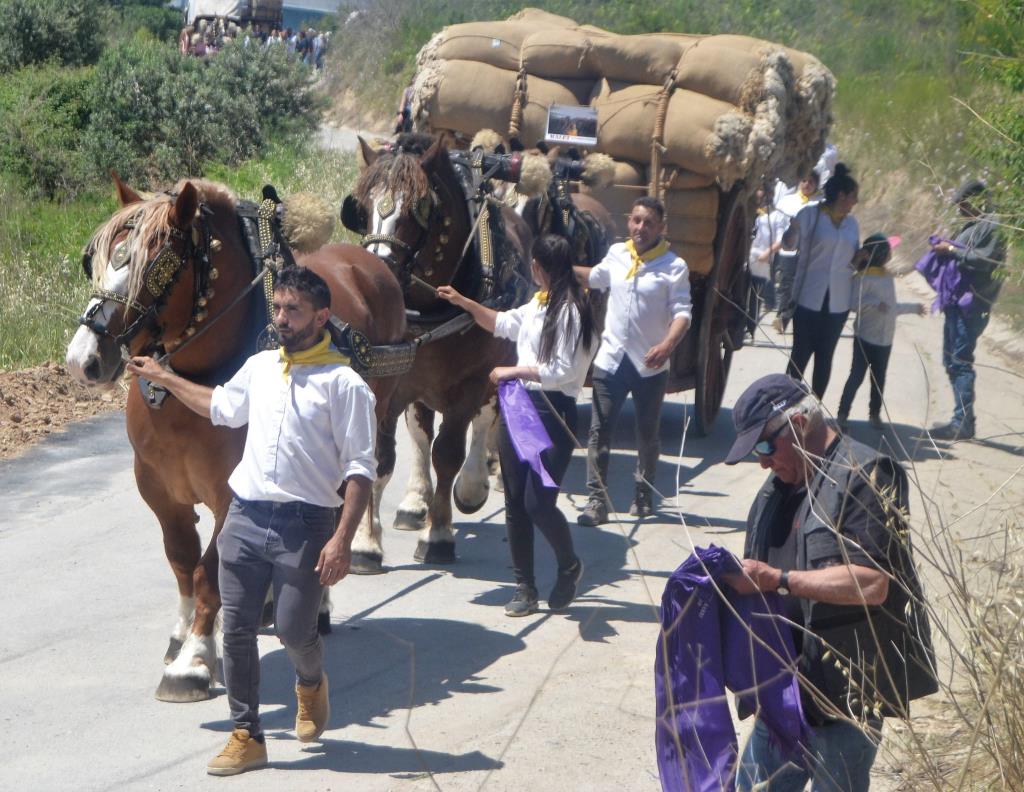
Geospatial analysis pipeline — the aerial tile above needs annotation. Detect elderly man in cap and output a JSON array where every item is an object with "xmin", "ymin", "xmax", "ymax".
[
  {"xmin": 929, "ymin": 178, "xmax": 1006, "ymax": 440},
  {"xmin": 723, "ymin": 373, "xmax": 936, "ymax": 791}
]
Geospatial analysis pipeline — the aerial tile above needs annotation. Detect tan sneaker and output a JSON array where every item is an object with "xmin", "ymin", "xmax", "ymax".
[
  {"xmin": 295, "ymin": 673, "xmax": 330, "ymax": 742},
  {"xmin": 207, "ymin": 729, "xmax": 268, "ymax": 776}
]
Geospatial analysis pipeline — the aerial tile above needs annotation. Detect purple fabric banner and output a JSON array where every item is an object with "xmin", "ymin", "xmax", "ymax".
[
  {"xmin": 497, "ymin": 380, "xmax": 557, "ymax": 489},
  {"xmin": 915, "ymin": 235, "xmax": 971, "ymax": 312},
  {"xmin": 655, "ymin": 545, "xmax": 808, "ymax": 792}
]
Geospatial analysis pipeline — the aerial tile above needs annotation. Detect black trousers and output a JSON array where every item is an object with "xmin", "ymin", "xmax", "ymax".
[
  {"xmin": 838, "ymin": 337, "xmax": 892, "ymax": 417},
  {"xmin": 786, "ymin": 301, "xmax": 849, "ymax": 399},
  {"xmin": 497, "ymin": 390, "xmax": 578, "ymax": 587}
]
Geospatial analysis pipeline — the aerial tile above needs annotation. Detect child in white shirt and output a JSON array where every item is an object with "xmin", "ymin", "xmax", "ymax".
[{"xmin": 837, "ymin": 233, "xmax": 926, "ymax": 430}]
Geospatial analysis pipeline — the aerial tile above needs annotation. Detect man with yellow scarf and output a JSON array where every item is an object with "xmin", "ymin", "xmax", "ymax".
[
  {"xmin": 575, "ymin": 197, "xmax": 692, "ymax": 524},
  {"xmin": 127, "ymin": 266, "xmax": 376, "ymax": 776}
]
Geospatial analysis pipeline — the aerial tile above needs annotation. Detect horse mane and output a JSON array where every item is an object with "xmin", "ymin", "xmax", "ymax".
[
  {"xmin": 354, "ymin": 134, "xmax": 437, "ymax": 208},
  {"xmin": 89, "ymin": 179, "xmax": 237, "ymax": 300}
]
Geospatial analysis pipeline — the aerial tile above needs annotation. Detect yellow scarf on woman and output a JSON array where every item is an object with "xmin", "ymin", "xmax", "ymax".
[
  {"xmin": 280, "ymin": 330, "xmax": 349, "ymax": 379},
  {"xmin": 625, "ymin": 238, "xmax": 670, "ymax": 279},
  {"xmin": 533, "ymin": 290, "xmax": 550, "ymax": 306}
]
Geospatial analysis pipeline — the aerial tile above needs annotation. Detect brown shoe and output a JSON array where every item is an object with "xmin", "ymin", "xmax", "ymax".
[
  {"xmin": 295, "ymin": 673, "xmax": 330, "ymax": 742},
  {"xmin": 207, "ymin": 729, "xmax": 268, "ymax": 776}
]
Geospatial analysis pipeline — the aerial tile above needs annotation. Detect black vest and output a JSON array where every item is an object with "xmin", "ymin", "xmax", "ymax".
[{"xmin": 744, "ymin": 436, "xmax": 938, "ymax": 722}]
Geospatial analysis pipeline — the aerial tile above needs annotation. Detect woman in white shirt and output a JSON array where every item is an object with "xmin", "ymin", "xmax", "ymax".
[
  {"xmin": 782, "ymin": 163, "xmax": 860, "ymax": 398},
  {"xmin": 437, "ymin": 234, "xmax": 595, "ymax": 617}
]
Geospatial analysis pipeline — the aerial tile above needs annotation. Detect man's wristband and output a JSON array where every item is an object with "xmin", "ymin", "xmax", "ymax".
[{"xmin": 777, "ymin": 571, "xmax": 791, "ymax": 596}]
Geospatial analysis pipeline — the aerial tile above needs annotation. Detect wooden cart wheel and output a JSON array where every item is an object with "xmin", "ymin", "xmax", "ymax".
[{"xmin": 694, "ymin": 188, "xmax": 751, "ymax": 436}]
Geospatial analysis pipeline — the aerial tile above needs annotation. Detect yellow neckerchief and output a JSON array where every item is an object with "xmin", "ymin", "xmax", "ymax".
[
  {"xmin": 625, "ymin": 238, "xmax": 670, "ymax": 279},
  {"xmin": 757, "ymin": 206, "xmax": 768, "ymax": 216},
  {"xmin": 860, "ymin": 266, "xmax": 890, "ymax": 277},
  {"xmin": 280, "ymin": 329, "xmax": 349, "ymax": 380},
  {"xmin": 533, "ymin": 290, "xmax": 550, "ymax": 306},
  {"xmin": 820, "ymin": 203, "xmax": 846, "ymax": 228},
  {"xmin": 799, "ymin": 191, "xmax": 812, "ymax": 204}
]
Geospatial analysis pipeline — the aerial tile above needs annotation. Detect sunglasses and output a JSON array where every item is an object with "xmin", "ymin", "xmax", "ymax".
[{"xmin": 753, "ymin": 422, "xmax": 789, "ymax": 457}]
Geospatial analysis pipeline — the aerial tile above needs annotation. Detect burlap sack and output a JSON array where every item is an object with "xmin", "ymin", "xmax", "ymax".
[
  {"xmin": 590, "ymin": 80, "xmax": 664, "ymax": 164},
  {"xmin": 675, "ymin": 36, "xmax": 767, "ymax": 107},
  {"xmin": 423, "ymin": 60, "xmax": 517, "ymax": 137},
  {"xmin": 434, "ymin": 21, "xmax": 538, "ymax": 72},
  {"xmin": 579, "ymin": 159, "xmax": 645, "ymax": 239},
  {"xmin": 521, "ymin": 28, "xmax": 601, "ymax": 80},
  {"xmin": 589, "ymin": 32, "xmax": 700, "ymax": 86},
  {"xmin": 658, "ymin": 166, "xmax": 715, "ymax": 190},
  {"xmin": 669, "ymin": 241, "xmax": 714, "ymax": 276},
  {"xmin": 663, "ymin": 90, "xmax": 737, "ymax": 175},
  {"xmin": 664, "ymin": 215, "xmax": 717, "ymax": 245},
  {"xmin": 506, "ymin": 8, "xmax": 578, "ymax": 28},
  {"xmin": 662, "ymin": 186, "xmax": 720, "ymax": 219}
]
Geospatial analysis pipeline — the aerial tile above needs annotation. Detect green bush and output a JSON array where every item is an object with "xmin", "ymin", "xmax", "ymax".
[
  {"xmin": 0, "ymin": 64, "xmax": 95, "ymax": 198},
  {"xmin": 0, "ymin": 0, "xmax": 108, "ymax": 72},
  {"xmin": 84, "ymin": 36, "xmax": 320, "ymax": 188}
]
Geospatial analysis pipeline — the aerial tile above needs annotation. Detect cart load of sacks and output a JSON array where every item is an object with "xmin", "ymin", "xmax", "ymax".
[{"xmin": 409, "ymin": 8, "xmax": 834, "ymax": 275}]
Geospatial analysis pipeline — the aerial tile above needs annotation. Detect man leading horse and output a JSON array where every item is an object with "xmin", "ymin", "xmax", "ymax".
[{"xmin": 128, "ymin": 266, "xmax": 377, "ymax": 776}]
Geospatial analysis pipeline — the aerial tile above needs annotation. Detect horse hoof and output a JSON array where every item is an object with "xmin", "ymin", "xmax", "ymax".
[
  {"xmin": 453, "ymin": 483, "xmax": 489, "ymax": 515},
  {"xmin": 155, "ymin": 670, "xmax": 211, "ymax": 703},
  {"xmin": 393, "ymin": 509, "xmax": 427, "ymax": 532},
  {"xmin": 414, "ymin": 540, "xmax": 456, "ymax": 565},
  {"xmin": 317, "ymin": 611, "xmax": 333, "ymax": 634},
  {"xmin": 350, "ymin": 551, "xmax": 385, "ymax": 575},
  {"xmin": 163, "ymin": 637, "xmax": 184, "ymax": 665}
]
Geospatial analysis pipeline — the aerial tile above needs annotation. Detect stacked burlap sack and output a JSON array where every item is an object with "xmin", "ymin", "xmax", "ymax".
[{"xmin": 409, "ymin": 8, "xmax": 834, "ymax": 275}]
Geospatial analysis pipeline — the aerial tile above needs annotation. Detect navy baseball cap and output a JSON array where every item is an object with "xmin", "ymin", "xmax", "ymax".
[{"xmin": 724, "ymin": 374, "xmax": 811, "ymax": 465}]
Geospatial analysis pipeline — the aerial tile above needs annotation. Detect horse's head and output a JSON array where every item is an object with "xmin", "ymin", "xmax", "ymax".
[
  {"xmin": 66, "ymin": 175, "xmax": 227, "ymax": 386},
  {"xmin": 348, "ymin": 133, "xmax": 463, "ymax": 294}
]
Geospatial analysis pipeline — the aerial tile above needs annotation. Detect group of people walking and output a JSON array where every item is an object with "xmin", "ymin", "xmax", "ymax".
[
  {"xmin": 179, "ymin": 20, "xmax": 329, "ymax": 68},
  {"xmin": 750, "ymin": 161, "xmax": 1005, "ymax": 440},
  {"xmin": 123, "ymin": 151, "xmax": 1002, "ymax": 786}
]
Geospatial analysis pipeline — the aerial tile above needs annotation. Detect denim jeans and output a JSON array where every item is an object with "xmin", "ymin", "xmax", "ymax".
[
  {"xmin": 942, "ymin": 306, "xmax": 990, "ymax": 429},
  {"xmin": 217, "ymin": 497, "xmax": 338, "ymax": 737},
  {"xmin": 586, "ymin": 357, "xmax": 669, "ymax": 503},
  {"xmin": 736, "ymin": 717, "xmax": 881, "ymax": 792}
]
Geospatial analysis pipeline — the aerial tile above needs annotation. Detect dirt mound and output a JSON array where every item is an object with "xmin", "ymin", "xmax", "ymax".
[{"xmin": 0, "ymin": 363, "xmax": 126, "ymax": 460}]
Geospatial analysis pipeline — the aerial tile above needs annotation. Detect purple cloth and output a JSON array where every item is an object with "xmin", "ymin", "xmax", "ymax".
[
  {"xmin": 915, "ymin": 235, "xmax": 971, "ymax": 312},
  {"xmin": 497, "ymin": 380, "xmax": 556, "ymax": 488},
  {"xmin": 655, "ymin": 545, "xmax": 808, "ymax": 791}
]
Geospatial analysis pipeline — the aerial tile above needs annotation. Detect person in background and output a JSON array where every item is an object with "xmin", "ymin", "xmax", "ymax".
[
  {"xmin": 127, "ymin": 268, "xmax": 377, "ymax": 776},
  {"xmin": 815, "ymin": 141, "xmax": 839, "ymax": 185},
  {"xmin": 723, "ymin": 374, "xmax": 936, "ymax": 792},
  {"xmin": 747, "ymin": 185, "xmax": 789, "ymax": 336},
  {"xmin": 575, "ymin": 197, "xmax": 692, "ymax": 525},
  {"xmin": 928, "ymin": 178, "xmax": 1007, "ymax": 440},
  {"xmin": 780, "ymin": 163, "xmax": 860, "ymax": 399},
  {"xmin": 772, "ymin": 170, "xmax": 821, "ymax": 333},
  {"xmin": 437, "ymin": 235, "xmax": 594, "ymax": 617},
  {"xmin": 837, "ymin": 233, "xmax": 927, "ymax": 431}
]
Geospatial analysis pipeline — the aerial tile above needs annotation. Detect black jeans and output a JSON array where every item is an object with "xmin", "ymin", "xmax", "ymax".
[
  {"xmin": 838, "ymin": 337, "xmax": 892, "ymax": 418},
  {"xmin": 586, "ymin": 356, "xmax": 669, "ymax": 502},
  {"xmin": 787, "ymin": 302, "xmax": 849, "ymax": 399},
  {"xmin": 497, "ymin": 390, "xmax": 578, "ymax": 587}
]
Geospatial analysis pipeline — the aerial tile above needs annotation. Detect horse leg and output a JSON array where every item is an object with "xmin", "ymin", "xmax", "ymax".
[
  {"xmin": 414, "ymin": 409, "xmax": 472, "ymax": 564},
  {"xmin": 394, "ymin": 402, "xmax": 435, "ymax": 531},
  {"xmin": 454, "ymin": 400, "xmax": 495, "ymax": 513},
  {"xmin": 350, "ymin": 401, "xmax": 400, "ymax": 574},
  {"xmin": 157, "ymin": 501, "xmax": 225, "ymax": 703},
  {"xmin": 486, "ymin": 399, "xmax": 503, "ymax": 493}
]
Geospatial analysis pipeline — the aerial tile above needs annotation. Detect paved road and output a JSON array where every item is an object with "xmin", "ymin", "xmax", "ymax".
[{"xmin": 2, "ymin": 273, "xmax": 1022, "ymax": 790}]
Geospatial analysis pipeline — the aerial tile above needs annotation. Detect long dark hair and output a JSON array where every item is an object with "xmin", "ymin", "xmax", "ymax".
[
  {"xmin": 823, "ymin": 162, "xmax": 857, "ymax": 205},
  {"xmin": 533, "ymin": 234, "xmax": 594, "ymax": 364}
]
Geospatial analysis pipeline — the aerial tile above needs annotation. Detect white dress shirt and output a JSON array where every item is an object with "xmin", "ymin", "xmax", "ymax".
[
  {"xmin": 588, "ymin": 242, "xmax": 692, "ymax": 378},
  {"xmin": 494, "ymin": 297, "xmax": 594, "ymax": 397},
  {"xmin": 210, "ymin": 350, "xmax": 377, "ymax": 508},
  {"xmin": 791, "ymin": 204, "xmax": 860, "ymax": 313},
  {"xmin": 748, "ymin": 209, "xmax": 789, "ymax": 279},
  {"xmin": 850, "ymin": 272, "xmax": 921, "ymax": 347}
]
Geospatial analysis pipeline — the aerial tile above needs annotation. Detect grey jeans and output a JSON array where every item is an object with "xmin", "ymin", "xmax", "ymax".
[
  {"xmin": 217, "ymin": 497, "xmax": 337, "ymax": 737},
  {"xmin": 586, "ymin": 356, "xmax": 669, "ymax": 502}
]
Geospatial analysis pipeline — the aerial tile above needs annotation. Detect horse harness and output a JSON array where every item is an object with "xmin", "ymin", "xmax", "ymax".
[{"xmin": 80, "ymin": 184, "xmax": 416, "ymax": 409}]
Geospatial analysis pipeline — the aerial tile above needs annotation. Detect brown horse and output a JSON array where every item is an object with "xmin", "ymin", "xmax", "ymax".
[
  {"xmin": 65, "ymin": 177, "xmax": 405, "ymax": 702},
  {"xmin": 346, "ymin": 133, "xmax": 532, "ymax": 572}
]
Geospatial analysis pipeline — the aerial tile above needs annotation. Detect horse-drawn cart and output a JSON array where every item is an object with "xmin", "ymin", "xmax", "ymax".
[{"xmin": 407, "ymin": 8, "xmax": 835, "ymax": 433}]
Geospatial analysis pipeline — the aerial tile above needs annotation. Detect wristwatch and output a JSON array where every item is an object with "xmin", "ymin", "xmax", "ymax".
[{"xmin": 777, "ymin": 571, "xmax": 791, "ymax": 596}]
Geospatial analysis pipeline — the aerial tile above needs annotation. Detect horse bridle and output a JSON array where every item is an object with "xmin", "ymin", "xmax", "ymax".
[
  {"xmin": 79, "ymin": 204, "xmax": 217, "ymax": 352},
  {"xmin": 359, "ymin": 187, "xmax": 439, "ymax": 281}
]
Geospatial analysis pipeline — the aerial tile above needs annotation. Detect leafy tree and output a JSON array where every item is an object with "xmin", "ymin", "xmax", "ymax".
[{"xmin": 0, "ymin": 0, "xmax": 108, "ymax": 72}]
